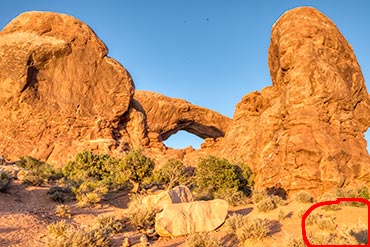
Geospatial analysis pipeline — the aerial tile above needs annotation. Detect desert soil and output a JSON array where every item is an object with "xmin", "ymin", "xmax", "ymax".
[{"xmin": 0, "ymin": 180, "xmax": 368, "ymax": 247}]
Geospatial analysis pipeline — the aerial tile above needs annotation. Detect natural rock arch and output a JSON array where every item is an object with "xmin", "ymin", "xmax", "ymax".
[{"xmin": 134, "ymin": 90, "xmax": 232, "ymax": 143}]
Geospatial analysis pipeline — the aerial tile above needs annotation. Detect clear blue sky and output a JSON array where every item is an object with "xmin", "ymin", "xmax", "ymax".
[{"xmin": 1, "ymin": 1, "xmax": 370, "ymax": 149}]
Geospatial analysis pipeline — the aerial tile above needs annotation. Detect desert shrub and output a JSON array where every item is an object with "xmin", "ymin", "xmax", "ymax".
[
  {"xmin": 271, "ymin": 195, "xmax": 287, "ymax": 206},
  {"xmin": 256, "ymin": 197, "xmax": 277, "ymax": 212},
  {"xmin": 318, "ymin": 192, "xmax": 341, "ymax": 211},
  {"xmin": 305, "ymin": 212, "xmax": 321, "ymax": 225},
  {"xmin": 0, "ymin": 171, "xmax": 10, "ymax": 192},
  {"xmin": 126, "ymin": 194, "xmax": 158, "ymax": 229},
  {"xmin": 315, "ymin": 215, "xmax": 337, "ymax": 231},
  {"xmin": 236, "ymin": 217, "xmax": 270, "ymax": 242},
  {"xmin": 356, "ymin": 185, "xmax": 370, "ymax": 200},
  {"xmin": 224, "ymin": 214, "xmax": 270, "ymax": 243},
  {"xmin": 294, "ymin": 191, "xmax": 314, "ymax": 203},
  {"xmin": 224, "ymin": 214, "xmax": 245, "ymax": 233},
  {"xmin": 47, "ymin": 220, "xmax": 112, "ymax": 247},
  {"xmin": 194, "ymin": 156, "xmax": 253, "ymax": 200},
  {"xmin": 118, "ymin": 149, "xmax": 155, "ymax": 192},
  {"xmin": 48, "ymin": 186, "xmax": 74, "ymax": 203},
  {"xmin": 94, "ymin": 215, "xmax": 123, "ymax": 234},
  {"xmin": 283, "ymin": 234, "xmax": 307, "ymax": 247},
  {"xmin": 252, "ymin": 190, "xmax": 269, "ymax": 204},
  {"xmin": 332, "ymin": 186, "xmax": 370, "ymax": 207},
  {"xmin": 348, "ymin": 185, "xmax": 370, "ymax": 207},
  {"xmin": 16, "ymin": 156, "xmax": 62, "ymax": 185},
  {"xmin": 213, "ymin": 188, "xmax": 249, "ymax": 206},
  {"xmin": 62, "ymin": 151, "xmax": 123, "ymax": 189},
  {"xmin": 151, "ymin": 159, "xmax": 193, "ymax": 189},
  {"xmin": 278, "ymin": 209, "xmax": 292, "ymax": 221},
  {"xmin": 62, "ymin": 151, "xmax": 130, "ymax": 207},
  {"xmin": 255, "ymin": 195, "xmax": 285, "ymax": 212},
  {"xmin": 55, "ymin": 205, "xmax": 71, "ymax": 218},
  {"xmin": 186, "ymin": 232, "xmax": 221, "ymax": 247},
  {"xmin": 297, "ymin": 209, "xmax": 307, "ymax": 218},
  {"xmin": 307, "ymin": 222, "xmax": 368, "ymax": 245},
  {"xmin": 73, "ymin": 181, "xmax": 109, "ymax": 208}
]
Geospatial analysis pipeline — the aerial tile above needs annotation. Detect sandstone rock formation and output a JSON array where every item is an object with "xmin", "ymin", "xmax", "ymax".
[
  {"xmin": 0, "ymin": 7, "xmax": 369, "ymax": 195},
  {"xmin": 0, "ymin": 11, "xmax": 136, "ymax": 162},
  {"xmin": 141, "ymin": 185, "xmax": 194, "ymax": 211},
  {"xmin": 155, "ymin": 199, "xmax": 229, "ymax": 237},
  {"xmin": 216, "ymin": 7, "xmax": 370, "ymax": 194},
  {"xmin": 134, "ymin": 90, "xmax": 231, "ymax": 144}
]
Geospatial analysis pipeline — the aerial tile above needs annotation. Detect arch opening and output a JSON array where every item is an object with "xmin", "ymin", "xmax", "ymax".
[
  {"xmin": 163, "ymin": 130, "xmax": 204, "ymax": 149},
  {"xmin": 365, "ymin": 128, "xmax": 370, "ymax": 154}
]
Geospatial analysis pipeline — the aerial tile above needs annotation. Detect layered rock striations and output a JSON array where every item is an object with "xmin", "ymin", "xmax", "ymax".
[{"xmin": 217, "ymin": 7, "xmax": 370, "ymax": 194}]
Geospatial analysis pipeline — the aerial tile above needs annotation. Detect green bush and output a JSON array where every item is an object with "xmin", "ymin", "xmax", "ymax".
[
  {"xmin": 194, "ymin": 156, "xmax": 253, "ymax": 200},
  {"xmin": 0, "ymin": 171, "xmax": 10, "ymax": 192},
  {"xmin": 61, "ymin": 150, "xmax": 155, "ymax": 207},
  {"xmin": 48, "ymin": 186, "xmax": 74, "ymax": 203},
  {"xmin": 152, "ymin": 159, "xmax": 193, "ymax": 189},
  {"xmin": 62, "ymin": 151, "xmax": 129, "ymax": 207},
  {"xmin": 16, "ymin": 156, "xmax": 62, "ymax": 186},
  {"xmin": 118, "ymin": 149, "xmax": 155, "ymax": 192},
  {"xmin": 62, "ymin": 151, "xmax": 123, "ymax": 189}
]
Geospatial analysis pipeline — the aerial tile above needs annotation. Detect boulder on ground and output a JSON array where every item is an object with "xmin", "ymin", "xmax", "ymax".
[
  {"xmin": 142, "ymin": 185, "xmax": 193, "ymax": 211},
  {"xmin": 155, "ymin": 199, "xmax": 229, "ymax": 237}
]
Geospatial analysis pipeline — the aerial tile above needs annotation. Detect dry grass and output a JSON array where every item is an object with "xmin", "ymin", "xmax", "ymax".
[
  {"xmin": 186, "ymin": 232, "xmax": 222, "ymax": 247},
  {"xmin": 55, "ymin": 204, "xmax": 71, "ymax": 218},
  {"xmin": 126, "ymin": 194, "xmax": 159, "ymax": 230},
  {"xmin": 224, "ymin": 214, "xmax": 272, "ymax": 244}
]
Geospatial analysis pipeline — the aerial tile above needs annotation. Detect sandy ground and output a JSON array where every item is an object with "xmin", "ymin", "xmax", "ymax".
[{"xmin": 0, "ymin": 180, "xmax": 368, "ymax": 247}]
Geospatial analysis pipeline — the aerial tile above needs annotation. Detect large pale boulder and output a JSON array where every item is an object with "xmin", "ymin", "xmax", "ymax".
[
  {"xmin": 0, "ymin": 11, "xmax": 134, "ymax": 163},
  {"xmin": 141, "ymin": 185, "xmax": 194, "ymax": 211},
  {"xmin": 155, "ymin": 199, "xmax": 229, "ymax": 237}
]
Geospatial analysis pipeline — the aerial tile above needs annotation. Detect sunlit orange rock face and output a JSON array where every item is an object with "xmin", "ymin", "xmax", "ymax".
[
  {"xmin": 1, "ymin": 7, "xmax": 370, "ymax": 194},
  {"xmin": 0, "ymin": 11, "xmax": 135, "ymax": 162},
  {"xmin": 216, "ymin": 7, "xmax": 370, "ymax": 194}
]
